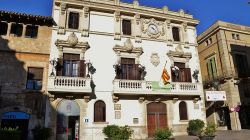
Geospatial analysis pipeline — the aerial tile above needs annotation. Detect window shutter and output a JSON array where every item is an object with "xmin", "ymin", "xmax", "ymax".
[
  {"xmin": 172, "ymin": 27, "xmax": 180, "ymax": 42},
  {"xmin": 185, "ymin": 68, "xmax": 192, "ymax": 82},
  {"xmin": 56, "ymin": 58, "xmax": 63, "ymax": 76},
  {"xmin": 207, "ymin": 61, "xmax": 213, "ymax": 80},
  {"xmin": 94, "ymin": 101, "xmax": 106, "ymax": 122},
  {"xmin": 79, "ymin": 60, "xmax": 85, "ymax": 77},
  {"xmin": 28, "ymin": 68, "xmax": 43, "ymax": 80},
  {"xmin": 134, "ymin": 64, "xmax": 140, "ymax": 80}
]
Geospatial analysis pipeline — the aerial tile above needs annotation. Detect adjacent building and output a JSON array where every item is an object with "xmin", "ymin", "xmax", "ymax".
[
  {"xmin": 0, "ymin": 10, "xmax": 53, "ymax": 140},
  {"xmin": 46, "ymin": 0, "xmax": 206, "ymax": 139},
  {"xmin": 197, "ymin": 21, "xmax": 250, "ymax": 130}
]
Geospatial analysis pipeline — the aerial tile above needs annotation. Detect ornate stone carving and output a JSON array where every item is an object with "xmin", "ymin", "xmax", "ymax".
[
  {"xmin": 84, "ymin": 7, "xmax": 89, "ymax": 18},
  {"xmin": 193, "ymin": 97, "xmax": 199, "ymax": 103},
  {"xmin": 135, "ymin": 13, "xmax": 140, "ymax": 25},
  {"xmin": 84, "ymin": 96, "xmax": 90, "ymax": 103},
  {"xmin": 113, "ymin": 38, "xmax": 143, "ymax": 55},
  {"xmin": 150, "ymin": 53, "xmax": 160, "ymax": 67},
  {"xmin": 114, "ymin": 11, "xmax": 120, "ymax": 22},
  {"xmin": 113, "ymin": 95, "xmax": 119, "ymax": 103},
  {"xmin": 167, "ymin": 44, "xmax": 192, "ymax": 59},
  {"xmin": 162, "ymin": 6, "xmax": 168, "ymax": 13},
  {"xmin": 67, "ymin": 32, "xmax": 78, "ymax": 46},
  {"xmin": 138, "ymin": 97, "xmax": 145, "ymax": 103},
  {"xmin": 141, "ymin": 18, "xmax": 165, "ymax": 39},
  {"xmin": 172, "ymin": 97, "xmax": 178, "ymax": 103},
  {"xmin": 182, "ymin": 22, "xmax": 188, "ymax": 32},
  {"xmin": 60, "ymin": 3, "xmax": 67, "ymax": 15}
]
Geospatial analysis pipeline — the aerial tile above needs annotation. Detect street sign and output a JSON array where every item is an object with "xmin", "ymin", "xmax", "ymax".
[{"xmin": 205, "ymin": 91, "xmax": 226, "ymax": 101}]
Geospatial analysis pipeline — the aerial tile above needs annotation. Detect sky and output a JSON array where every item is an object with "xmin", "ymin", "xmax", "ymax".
[{"xmin": 0, "ymin": 0, "xmax": 249, "ymax": 34}]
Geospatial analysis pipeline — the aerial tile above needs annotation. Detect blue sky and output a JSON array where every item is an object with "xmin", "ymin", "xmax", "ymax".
[{"xmin": 0, "ymin": 0, "xmax": 249, "ymax": 34}]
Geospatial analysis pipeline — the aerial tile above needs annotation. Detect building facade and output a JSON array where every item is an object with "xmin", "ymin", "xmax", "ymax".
[
  {"xmin": 46, "ymin": 0, "xmax": 206, "ymax": 139},
  {"xmin": 197, "ymin": 21, "xmax": 250, "ymax": 130},
  {"xmin": 0, "ymin": 10, "xmax": 53, "ymax": 140}
]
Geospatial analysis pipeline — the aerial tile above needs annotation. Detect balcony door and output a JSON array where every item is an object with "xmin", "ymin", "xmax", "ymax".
[
  {"xmin": 120, "ymin": 58, "xmax": 139, "ymax": 80},
  {"xmin": 172, "ymin": 62, "xmax": 191, "ymax": 82},
  {"xmin": 147, "ymin": 102, "xmax": 167, "ymax": 137}
]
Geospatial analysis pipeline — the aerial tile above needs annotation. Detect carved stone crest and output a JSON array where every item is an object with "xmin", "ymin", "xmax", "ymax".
[
  {"xmin": 67, "ymin": 32, "xmax": 78, "ymax": 46},
  {"xmin": 124, "ymin": 38, "xmax": 133, "ymax": 52},
  {"xmin": 150, "ymin": 53, "xmax": 160, "ymax": 67}
]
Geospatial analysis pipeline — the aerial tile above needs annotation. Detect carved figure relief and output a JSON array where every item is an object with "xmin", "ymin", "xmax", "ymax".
[
  {"xmin": 67, "ymin": 32, "xmax": 78, "ymax": 46},
  {"xmin": 141, "ymin": 18, "xmax": 165, "ymax": 39},
  {"xmin": 150, "ymin": 53, "xmax": 160, "ymax": 67}
]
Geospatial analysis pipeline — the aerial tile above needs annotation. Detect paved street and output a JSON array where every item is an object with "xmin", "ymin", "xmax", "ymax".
[
  {"xmin": 173, "ymin": 130, "xmax": 250, "ymax": 140},
  {"xmin": 142, "ymin": 130, "xmax": 250, "ymax": 140}
]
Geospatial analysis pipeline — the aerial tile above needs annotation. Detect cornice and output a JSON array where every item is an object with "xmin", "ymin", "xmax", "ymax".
[{"xmin": 54, "ymin": 0, "xmax": 199, "ymax": 26}]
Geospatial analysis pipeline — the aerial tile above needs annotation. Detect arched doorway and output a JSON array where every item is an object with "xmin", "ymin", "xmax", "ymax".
[
  {"xmin": 1, "ymin": 112, "xmax": 29, "ymax": 140},
  {"xmin": 147, "ymin": 102, "xmax": 167, "ymax": 137},
  {"xmin": 56, "ymin": 100, "xmax": 80, "ymax": 140}
]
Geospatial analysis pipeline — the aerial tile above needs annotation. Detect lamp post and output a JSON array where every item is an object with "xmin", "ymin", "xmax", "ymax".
[
  {"xmin": 49, "ymin": 58, "xmax": 57, "ymax": 76},
  {"xmin": 86, "ymin": 61, "xmax": 96, "ymax": 78}
]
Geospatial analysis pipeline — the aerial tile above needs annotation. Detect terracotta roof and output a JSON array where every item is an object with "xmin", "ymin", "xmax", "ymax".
[{"xmin": 0, "ymin": 10, "xmax": 54, "ymax": 26}]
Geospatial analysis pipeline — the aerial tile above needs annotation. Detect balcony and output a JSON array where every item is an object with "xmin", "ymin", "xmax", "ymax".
[
  {"xmin": 113, "ymin": 79, "xmax": 202, "ymax": 96},
  {"xmin": 48, "ymin": 76, "xmax": 92, "ymax": 94}
]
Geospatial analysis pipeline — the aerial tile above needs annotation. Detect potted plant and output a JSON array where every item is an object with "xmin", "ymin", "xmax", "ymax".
[
  {"xmin": 154, "ymin": 128, "xmax": 173, "ymax": 140},
  {"xmin": 187, "ymin": 119, "xmax": 205, "ymax": 136},
  {"xmin": 103, "ymin": 125, "xmax": 133, "ymax": 140},
  {"xmin": 32, "ymin": 125, "xmax": 52, "ymax": 140},
  {"xmin": 0, "ymin": 127, "xmax": 20, "ymax": 140},
  {"xmin": 198, "ymin": 123, "xmax": 216, "ymax": 140}
]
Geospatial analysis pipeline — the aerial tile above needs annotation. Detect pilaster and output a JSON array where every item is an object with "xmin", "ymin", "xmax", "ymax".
[
  {"xmin": 114, "ymin": 10, "xmax": 121, "ymax": 40},
  {"xmin": 58, "ymin": 3, "xmax": 67, "ymax": 35},
  {"xmin": 134, "ymin": 13, "xmax": 141, "ymax": 43},
  {"xmin": 165, "ymin": 20, "xmax": 173, "ymax": 46},
  {"xmin": 81, "ymin": 6, "xmax": 90, "ymax": 37}
]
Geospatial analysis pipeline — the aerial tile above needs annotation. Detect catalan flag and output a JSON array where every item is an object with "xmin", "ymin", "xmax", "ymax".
[{"xmin": 161, "ymin": 67, "xmax": 170, "ymax": 85}]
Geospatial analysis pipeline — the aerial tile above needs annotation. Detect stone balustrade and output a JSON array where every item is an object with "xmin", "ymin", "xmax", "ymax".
[
  {"xmin": 113, "ymin": 79, "xmax": 202, "ymax": 95},
  {"xmin": 48, "ymin": 76, "xmax": 92, "ymax": 93}
]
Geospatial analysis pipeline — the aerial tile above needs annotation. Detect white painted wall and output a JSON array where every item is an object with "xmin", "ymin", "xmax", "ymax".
[{"xmin": 48, "ymin": 10, "xmax": 205, "ymax": 139}]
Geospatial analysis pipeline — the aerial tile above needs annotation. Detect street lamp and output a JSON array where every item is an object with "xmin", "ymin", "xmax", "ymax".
[{"xmin": 86, "ymin": 61, "xmax": 96, "ymax": 78}]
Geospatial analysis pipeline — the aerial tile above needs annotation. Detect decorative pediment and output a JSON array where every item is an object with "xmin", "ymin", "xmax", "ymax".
[
  {"xmin": 167, "ymin": 44, "xmax": 192, "ymax": 58},
  {"xmin": 55, "ymin": 32, "xmax": 90, "ymax": 50},
  {"xmin": 113, "ymin": 38, "xmax": 143, "ymax": 55}
]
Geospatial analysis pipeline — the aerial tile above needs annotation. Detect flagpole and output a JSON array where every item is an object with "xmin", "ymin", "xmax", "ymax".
[{"xmin": 159, "ymin": 60, "xmax": 168, "ymax": 82}]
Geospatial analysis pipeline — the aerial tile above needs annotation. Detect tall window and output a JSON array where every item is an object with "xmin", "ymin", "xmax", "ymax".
[
  {"xmin": 26, "ymin": 67, "xmax": 43, "ymax": 90},
  {"xmin": 171, "ymin": 62, "xmax": 191, "ymax": 82},
  {"xmin": 120, "ymin": 58, "xmax": 139, "ymax": 80},
  {"xmin": 172, "ymin": 27, "xmax": 180, "ymax": 42},
  {"xmin": 94, "ymin": 100, "xmax": 106, "ymax": 122},
  {"xmin": 68, "ymin": 12, "xmax": 79, "ymax": 29},
  {"xmin": 179, "ymin": 101, "xmax": 188, "ymax": 120},
  {"xmin": 234, "ymin": 54, "xmax": 249, "ymax": 77},
  {"xmin": 122, "ymin": 19, "xmax": 131, "ymax": 35},
  {"xmin": 0, "ymin": 22, "xmax": 8, "ymax": 35},
  {"xmin": 206, "ymin": 57, "xmax": 217, "ymax": 80},
  {"xmin": 25, "ymin": 25, "xmax": 38, "ymax": 38},
  {"xmin": 10, "ymin": 23, "xmax": 23, "ymax": 37}
]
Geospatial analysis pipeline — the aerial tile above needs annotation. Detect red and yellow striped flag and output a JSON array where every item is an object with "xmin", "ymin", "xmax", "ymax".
[{"xmin": 161, "ymin": 67, "xmax": 170, "ymax": 85}]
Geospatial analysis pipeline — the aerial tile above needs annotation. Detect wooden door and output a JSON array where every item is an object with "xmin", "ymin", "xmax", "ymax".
[{"xmin": 147, "ymin": 102, "xmax": 167, "ymax": 137}]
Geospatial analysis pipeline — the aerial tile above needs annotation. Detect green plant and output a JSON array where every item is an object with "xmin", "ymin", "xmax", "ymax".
[
  {"xmin": 102, "ymin": 125, "xmax": 134, "ymax": 140},
  {"xmin": 203, "ymin": 123, "xmax": 216, "ymax": 136},
  {"xmin": 187, "ymin": 119, "xmax": 205, "ymax": 136},
  {"xmin": 32, "ymin": 125, "xmax": 52, "ymax": 140},
  {"xmin": 154, "ymin": 128, "xmax": 173, "ymax": 140},
  {"xmin": 0, "ymin": 127, "xmax": 20, "ymax": 140}
]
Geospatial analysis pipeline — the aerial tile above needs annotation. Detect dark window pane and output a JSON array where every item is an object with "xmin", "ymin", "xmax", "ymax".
[
  {"xmin": 10, "ymin": 23, "xmax": 23, "ymax": 37},
  {"xmin": 26, "ymin": 68, "xmax": 43, "ymax": 90},
  {"xmin": 68, "ymin": 12, "xmax": 79, "ymax": 29},
  {"xmin": 172, "ymin": 27, "xmax": 180, "ymax": 42},
  {"xmin": 25, "ymin": 25, "xmax": 38, "ymax": 38},
  {"xmin": 122, "ymin": 20, "xmax": 131, "ymax": 35},
  {"xmin": 0, "ymin": 22, "xmax": 8, "ymax": 35}
]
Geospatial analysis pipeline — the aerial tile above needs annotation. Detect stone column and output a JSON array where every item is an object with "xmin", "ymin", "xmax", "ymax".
[
  {"xmin": 22, "ymin": 24, "xmax": 27, "ymax": 37},
  {"xmin": 134, "ymin": 13, "xmax": 141, "ymax": 43},
  {"xmin": 58, "ymin": 3, "xmax": 67, "ymax": 35},
  {"xmin": 114, "ymin": 11, "xmax": 121, "ymax": 40},
  {"xmin": 78, "ymin": 99, "xmax": 88, "ymax": 140},
  {"xmin": 81, "ymin": 7, "xmax": 90, "ymax": 37},
  {"xmin": 181, "ymin": 22, "xmax": 189, "ymax": 48},
  {"xmin": 7, "ymin": 22, "xmax": 12, "ymax": 36}
]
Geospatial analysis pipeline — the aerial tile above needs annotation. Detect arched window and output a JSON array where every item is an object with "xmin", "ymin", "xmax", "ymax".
[
  {"xmin": 179, "ymin": 101, "xmax": 188, "ymax": 120},
  {"xmin": 172, "ymin": 27, "xmax": 180, "ymax": 42},
  {"xmin": 94, "ymin": 100, "xmax": 106, "ymax": 122}
]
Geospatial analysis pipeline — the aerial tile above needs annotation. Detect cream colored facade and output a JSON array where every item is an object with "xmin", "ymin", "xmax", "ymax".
[
  {"xmin": 46, "ymin": 0, "xmax": 206, "ymax": 139},
  {"xmin": 198, "ymin": 20, "xmax": 250, "ymax": 130},
  {"xmin": 0, "ymin": 11, "xmax": 53, "ymax": 140}
]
